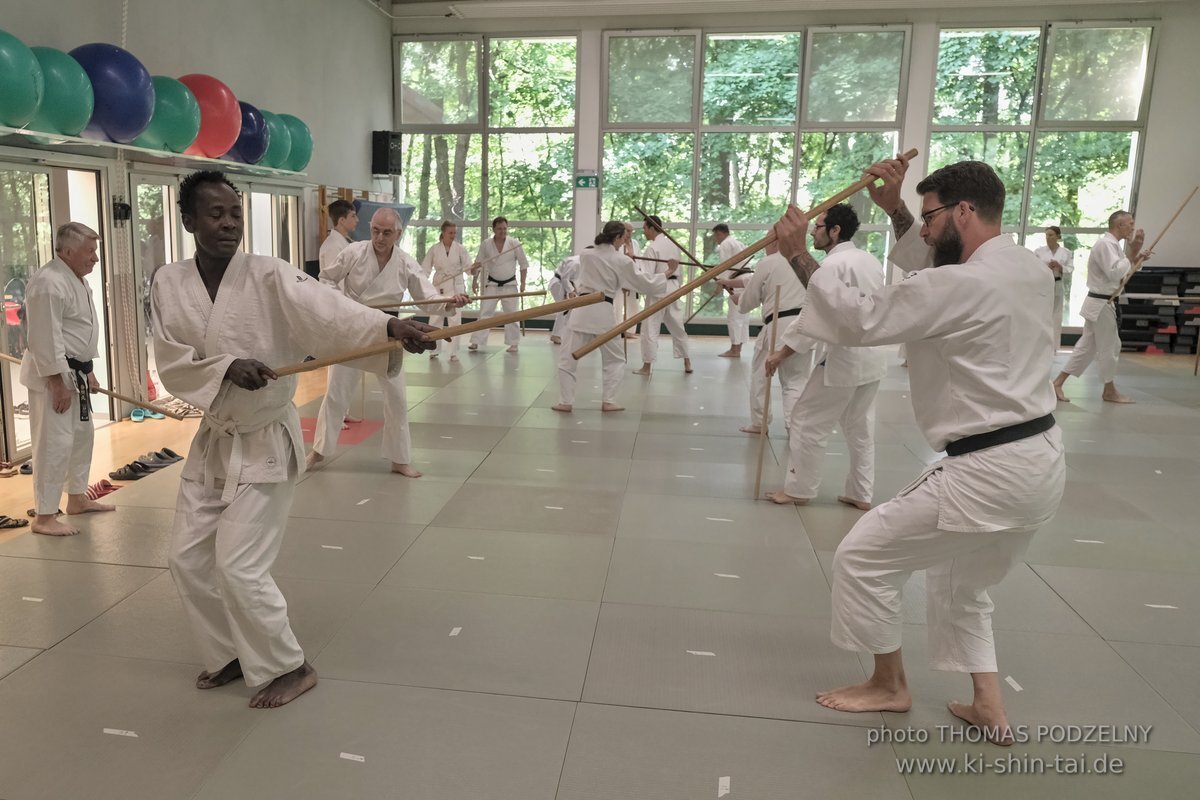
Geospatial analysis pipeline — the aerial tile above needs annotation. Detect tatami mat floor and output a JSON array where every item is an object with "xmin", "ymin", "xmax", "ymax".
[{"xmin": 1, "ymin": 332, "xmax": 1198, "ymax": 799}]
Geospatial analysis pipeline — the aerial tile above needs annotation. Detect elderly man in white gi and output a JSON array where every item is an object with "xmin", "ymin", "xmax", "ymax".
[
  {"xmin": 21, "ymin": 222, "xmax": 115, "ymax": 536},
  {"xmin": 716, "ymin": 242, "xmax": 811, "ymax": 435},
  {"xmin": 1052, "ymin": 211, "xmax": 1144, "ymax": 404},
  {"xmin": 764, "ymin": 204, "xmax": 887, "ymax": 510},
  {"xmin": 775, "ymin": 158, "xmax": 1065, "ymax": 744},
  {"xmin": 1033, "ymin": 225, "xmax": 1072, "ymax": 352},
  {"xmin": 712, "ymin": 223, "xmax": 752, "ymax": 358},
  {"xmin": 152, "ymin": 170, "xmax": 436, "ymax": 708},
  {"xmin": 468, "ymin": 216, "xmax": 528, "ymax": 353},
  {"xmin": 635, "ymin": 215, "xmax": 692, "ymax": 375},
  {"xmin": 421, "ymin": 220, "xmax": 473, "ymax": 361},
  {"xmin": 310, "ymin": 209, "xmax": 467, "ymax": 477},
  {"xmin": 552, "ymin": 222, "xmax": 672, "ymax": 412}
]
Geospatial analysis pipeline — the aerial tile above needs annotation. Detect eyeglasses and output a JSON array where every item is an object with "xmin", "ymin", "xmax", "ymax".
[{"xmin": 919, "ymin": 203, "xmax": 957, "ymax": 226}]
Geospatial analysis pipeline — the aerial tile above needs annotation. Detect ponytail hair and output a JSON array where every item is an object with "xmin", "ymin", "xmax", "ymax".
[{"xmin": 594, "ymin": 220, "xmax": 626, "ymax": 246}]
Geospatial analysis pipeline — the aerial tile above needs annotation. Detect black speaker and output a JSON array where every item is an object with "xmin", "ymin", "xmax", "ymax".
[{"xmin": 371, "ymin": 130, "xmax": 403, "ymax": 175}]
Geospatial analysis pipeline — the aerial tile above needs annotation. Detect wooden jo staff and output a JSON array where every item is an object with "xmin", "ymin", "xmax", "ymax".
[
  {"xmin": 573, "ymin": 148, "xmax": 919, "ymax": 360},
  {"xmin": 685, "ymin": 266, "xmax": 754, "ymax": 325},
  {"xmin": 274, "ymin": 292, "xmax": 604, "ymax": 377},
  {"xmin": 1109, "ymin": 186, "xmax": 1198, "ymax": 302},
  {"xmin": 753, "ymin": 286, "xmax": 782, "ymax": 500},
  {"xmin": 633, "ymin": 254, "xmax": 702, "ymax": 267},
  {"xmin": 0, "ymin": 352, "xmax": 187, "ymax": 420},
  {"xmin": 369, "ymin": 289, "xmax": 545, "ymax": 310}
]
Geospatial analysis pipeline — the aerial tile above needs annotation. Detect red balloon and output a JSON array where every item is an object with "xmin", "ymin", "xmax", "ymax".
[{"xmin": 179, "ymin": 73, "xmax": 239, "ymax": 158}]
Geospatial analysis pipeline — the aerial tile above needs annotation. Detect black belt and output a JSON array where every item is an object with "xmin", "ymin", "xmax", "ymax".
[
  {"xmin": 1086, "ymin": 290, "xmax": 1121, "ymax": 324},
  {"xmin": 666, "ymin": 275, "xmax": 678, "ymax": 281},
  {"xmin": 381, "ymin": 310, "xmax": 399, "ymax": 318},
  {"xmin": 603, "ymin": 295, "xmax": 614, "ymax": 304},
  {"xmin": 66, "ymin": 357, "xmax": 93, "ymax": 422},
  {"xmin": 1054, "ymin": 276, "xmax": 1062, "ymax": 282},
  {"xmin": 945, "ymin": 414, "xmax": 1055, "ymax": 457},
  {"xmin": 1087, "ymin": 291, "xmax": 1115, "ymax": 302},
  {"xmin": 763, "ymin": 307, "xmax": 802, "ymax": 326},
  {"xmin": 488, "ymin": 275, "xmax": 517, "ymax": 286}
]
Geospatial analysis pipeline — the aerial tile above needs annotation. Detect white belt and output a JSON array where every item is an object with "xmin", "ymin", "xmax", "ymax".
[{"xmin": 200, "ymin": 412, "xmax": 285, "ymax": 503}]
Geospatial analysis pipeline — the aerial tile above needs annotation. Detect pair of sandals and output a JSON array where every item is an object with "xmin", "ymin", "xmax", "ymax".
[
  {"xmin": 130, "ymin": 408, "xmax": 166, "ymax": 422},
  {"xmin": 0, "ymin": 514, "xmax": 28, "ymax": 529},
  {"xmin": 86, "ymin": 479, "xmax": 119, "ymax": 500},
  {"xmin": 109, "ymin": 448, "xmax": 183, "ymax": 481},
  {"xmin": 0, "ymin": 461, "xmax": 19, "ymax": 478}
]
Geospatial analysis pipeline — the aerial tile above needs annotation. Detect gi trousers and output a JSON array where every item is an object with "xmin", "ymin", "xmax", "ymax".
[
  {"xmin": 1063, "ymin": 302, "xmax": 1120, "ymax": 383},
  {"xmin": 640, "ymin": 294, "xmax": 689, "ymax": 363},
  {"xmin": 313, "ymin": 364, "xmax": 411, "ymax": 465},
  {"xmin": 557, "ymin": 328, "xmax": 626, "ymax": 406},
  {"xmin": 783, "ymin": 369, "xmax": 880, "ymax": 504},
  {"xmin": 29, "ymin": 386, "xmax": 93, "ymax": 515},
  {"xmin": 470, "ymin": 281, "xmax": 521, "ymax": 348}
]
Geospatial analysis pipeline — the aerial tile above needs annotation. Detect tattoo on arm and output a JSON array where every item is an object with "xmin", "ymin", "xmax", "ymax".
[
  {"xmin": 889, "ymin": 206, "xmax": 915, "ymax": 240},
  {"xmin": 788, "ymin": 252, "xmax": 821, "ymax": 288}
]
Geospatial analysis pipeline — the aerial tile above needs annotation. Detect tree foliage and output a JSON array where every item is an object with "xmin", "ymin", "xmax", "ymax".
[
  {"xmin": 608, "ymin": 36, "xmax": 695, "ymax": 124},
  {"xmin": 807, "ymin": 31, "xmax": 903, "ymax": 123}
]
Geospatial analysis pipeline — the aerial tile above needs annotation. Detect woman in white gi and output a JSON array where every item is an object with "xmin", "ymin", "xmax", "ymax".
[
  {"xmin": 421, "ymin": 220, "xmax": 472, "ymax": 361},
  {"xmin": 21, "ymin": 222, "xmax": 115, "ymax": 536},
  {"xmin": 716, "ymin": 242, "xmax": 811, "ymax": 435},
  {"xmin": 775, "ymin": 158, "xmax": 1065, "ymax": 744},
  {"xmin": 311, "ymin": 209, "xmax": 467, "ymax": 477},
  {"xmin": 1052, "ymin": 211, "xmax": 1144, "ymax": 404},
  {"xmin": 1032, "ymin": 225, "xmax": 1072, "ymax": 352},
  {"xmin": 152, "ymin": 170, "xmax": 436, "ymax": 708},
  {"xmin": 635, "ymin": 215, "xmax": 693, "ymax": 375},
  {"xmin": 469, "ymin": 216, "xmax": 529, "ymax": 353},
  {"xmin": 763, "ymin": 204, "xmax": 887, "ymax": 510},
  {"xmin": 552, "ymin": 221, "xmax": 672, "ymax": 412}
]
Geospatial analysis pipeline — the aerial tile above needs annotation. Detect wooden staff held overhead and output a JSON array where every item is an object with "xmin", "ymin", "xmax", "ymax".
[
  {"xmin": 573, "ymin": 148, "xmax": 919, "ymax": 359},
  {"xmin": 273, "ymin": 293, "xmax": 604, "ymax": 377},
  {"xmin": 1109, "ymin": 186, "xmax": 1198, "ymax": 301},
  {"xmin": 0, "ymin": 352, "xmax": 188, "ymax": 420}
]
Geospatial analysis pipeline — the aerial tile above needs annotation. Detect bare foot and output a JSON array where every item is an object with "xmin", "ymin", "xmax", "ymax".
[
  {"xmin": 551, "ymin": 403, "xmax": 573, "ymax": 413},
  {"xmin": 506, "ymin": 345, "xmax": 519, "ymax": 353},
  {"xmin": 64, "ymin": 497, "xmax": 116, "ymax": 515},
  {"xmin": 633, "ymin": 366, "xmax": 651, "ymax": 376},
  {"xmin": 765, "ymin": 491, "xmax": 809, "ymax": 505},
  {"xmin": 718, "ymin": 349, "xmax": 741, "ymax": 358},
  {"xmin": 1102, "ymin": 391, "xmax": 1135, "ymax": 404},
  {"xmin": 449, "ymin": 355, "xmax": 459, "ymax": 362},
  {"xmin": 947, "ymin": 701, "xmax": 1015, "ymax": 746},
  {"xmin": 837, "ymin": 496, "xmax": 872, "ymax": 511},
  {"xmin": 32, "ymin": 517, "xmax": 80, "ymax": 536},
  {"xmin": 739, "ymin": 425, "xmax": 763, "ymax": 434},
  {"xmin": 344, "ymin": 415, "xmax": 362, "ymax": 424},
  {"xmin": 391, "ymin": 463, "xmax": 422, "ymax": 478},
  {"xmin": 684, "ymin": 359, "xmax": 694, "ymax": 374},
  {"xmin": 305, "ymin": 451, "xmax": 325, "ymax": 471},
  {"xmin": 550, "ymin": 336, "xmax": 562, "ymax": 345},
  {"xmin": 196, "ymin": 659, "xmax": 243, "ymax": 689},
  {"xmin": 468, "ymin": 343, "xmax": 479, "ymax": 351},
  {"xmin": 249, "ymin": 661, "xmax": 318, "ymax": 709},
  {"xmin": 601, "ymin": 402, "xmax": 625, "ymax": 412},
  {"xmin": 816, "ymin": 680, "xmax": 912, "ymax": 713},
  {"xmin": 1053, "ymin": 384, "xmax": 1070, "ymax": 402}
]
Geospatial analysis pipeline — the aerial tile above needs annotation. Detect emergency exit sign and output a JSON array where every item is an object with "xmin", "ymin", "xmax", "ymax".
[{"xmin": 574, "ymin": 174, "xmax": 598, "ymax": 189}]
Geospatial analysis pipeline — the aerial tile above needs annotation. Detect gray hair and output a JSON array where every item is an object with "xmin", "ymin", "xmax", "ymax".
[
  {"xmin": 371, "ymin": 207, "xmax": 402, "ymax": 232},
  {"xmin": 55, "ymin": 222, "xmax": 100, "ymax": 253}
]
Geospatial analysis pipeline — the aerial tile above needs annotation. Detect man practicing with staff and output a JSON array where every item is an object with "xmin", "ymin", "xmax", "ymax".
[
  {"xmin": 421, "ymin": 220, "xmax": 473, "ymax": 361},
  {"xmin": 712, "ymin": 223, "xmax": 752, "ymax": 358},
  {"xmin": 311, "ymin": 209, "xmax": 468, "ymax": 477},
  {"xmin": 774, "ymin": 157, "xmax": 1064, "ymax": 744},
  {"xmin": 469, "ymin": 216, "xmax": 528, "ymax": 353},
  {"xmin": 151, "ymin": 170, "xmax": 436, "ymax": 709},
  {"xmin": 635, "ymin": 215, "xmax": 693, "ymax": 375}
]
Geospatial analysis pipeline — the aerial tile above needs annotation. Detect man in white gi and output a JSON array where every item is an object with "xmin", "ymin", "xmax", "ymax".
[
  {"xmin": 468, "ymin": 216, "xmax": 528, "ymax": 353},
  {"xmin": 310, "ymin": 209, "xmax": 467, "ymax": 477},
  {"xmin": 151, "ymin": 170, "xmax": 436, "ymax": 708},
  {"xmin": 1052, "ymin": 211, "xmax": 1144, "ymax": 404},
  {"xmin": 548, "ymin": 251, "xmax": 580, "ymax": 345},
  {"xmin": 421, "ymin": 220, "xmax": 472, "ymax": 361},
  {"xmin": 318, "ymin": 199, "xmax": 357, "ymax": 286},
  {"xmin": 21, "ymin": 222, "xmax": 114, "ymax": 536},
  {"xmin": 1033, "ymin": 225, "xmax": 1072, "ymax": 352},
  {"xmin": 712, "ymin": 223, "xmax": 751, "ymax": 358},
  {"xmin": 775, "ymin": 158, "xmax": 1065, "ymax": 743},
  {"xmin": 763, "ymin": 204, "xmax": 887, "ymax": 510},
  {"xmin": 552, "ymin": 222, "xmax": 673, "ymax": 412},
  {"xmin": 716, "ymin": 242, "xmax": 811, "ymax": 435},
  {"xmin": 635, "ymin": 215, "xmax": 692, "ymax": 375}
]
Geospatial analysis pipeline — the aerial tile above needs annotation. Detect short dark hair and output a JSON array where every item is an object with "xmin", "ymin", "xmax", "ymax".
[
  {"xmin": 915, "ymin": 161, "xmax": 1005, "ymax": 224},
  {"xmin": 822, "ymin": 204, "xmax": 859, "ymax": 243},
  {"xmin": 1045, "ymin": 225, "xmax": 1062, "ymax": 236},
  {"xmin": 1107, "ymin": 210, "xmax": 1132, "ymax": 229},
  {"xmin": 328, "ymin": 199, "xmax": 356, "ymax": 225},
  {"xmin": 644, "ymin": 214, "xmax": 663, "ymax": 231},
  {"xmin": 595, "ymin": 220, "xmax": 626, "ymax": 246},
  {"xmin": 178, "ymin": 170, "xmax": 239, "ymax": 217},
  {"xmin": 711, "ymin": 223, "xmax": 729, "ymax": 234},
  {"xmin": 492, "ymin": 216, "xmax": 508, "ymax": 229}
]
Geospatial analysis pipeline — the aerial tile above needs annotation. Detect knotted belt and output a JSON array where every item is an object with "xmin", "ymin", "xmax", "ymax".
[{"xmin": 66, "ymin": 357, "xmax": 93, "ymax": 422}]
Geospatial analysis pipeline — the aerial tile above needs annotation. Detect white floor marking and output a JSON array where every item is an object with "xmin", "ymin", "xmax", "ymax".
[
  {"xmin": 675, "ymin": 474, "xmax": 695, "ymax": 479},
  {"xmin": 571, "ymin": 440, "xmax": 589, "ymax": 444},
  {"xmin": 1073, "ymin": 539, "xmax": 1104, "ymax": 544},
  {"xmin": 1154, "ymin": 469, "xmax": 1163, "ymax": 475},
  {"xmin": 321, "ymin": 545, "xmax": 344, "ymax": 551},
  {"xmin": 1145, "ymin": 604, "xmax": 1178, "ymax": 609},
  {"xmin": 440, "ymin": 435, "xmax": 454, "ymax": 439},
  {"xmin": 21, "ymin": 596, "xmax": 43, "ymax": 602},
  {"xmin": 544, "ymin": 505, "xmax": 564, "ymax": 510},
  {"xmin": 690, "ymin": 447, "xmax": 704, "ymax": 451},
  {"xmin": 714, "ymin": 573, "xmax": 740, "ymax": 579},
  {"xmin": 1005, "ymin": 675, "xmax": 1023, "ymax": 692},
  {"xmin": 686, "ymin": 650, "xmax": 717, "ymax": 657},
  {"xmin": 705, "ymin": 517, "xmax": 733, "ymax": 522},
  {"xmin": 356, "ymin": 499, "xmax": 370, "ymax": 506},
  {"xmin": 103, "ymin": 728, "xmax": 138, "ymax": 738},
  {"xmin": 468, "ymin": 556, "xmax": 485, "ymax": 561},
  {"xmin": 339, "ymin": 752, "xmax": 365, "ymax": 763},
  {"xmin": 718, "ymin": 776, "xmax": 731, "ymax": 798},
  {"xmin": 536, "ymin": 468, "xmax": 555, "ymax": 473},
  {"xmin": 449, "ymin": 627, "xmax": 462, "ymax": 637},
  {"xmin": 465, "ymin": 411, "xmax": 479, "ymax": 416}
]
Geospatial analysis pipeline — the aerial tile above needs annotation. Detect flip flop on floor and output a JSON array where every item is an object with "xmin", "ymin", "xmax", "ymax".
[
  {"xmin": 109, "ymin": 465, "xmax": 144, "ymax": 481},
  {"xmin": 19, "ymin": 463, "xmax": 32, "ymax": 474},
  {"xmin": 130, "ymin": 408, "xmax": 145, "ymax": 422},
  {"xmin": 0, "ymin": 516, "xmax": 28, "ymax": 529},
  {"xmin": 145, "ymin": 410, "xmax": 165, "ymax": 420},
  {"xmin": 0, "ymin": 466, "xmax": 18, "ymax": 478},
  {"xmin": 159, "ymin": 448, "xmax": 184, "ymax": 460}
]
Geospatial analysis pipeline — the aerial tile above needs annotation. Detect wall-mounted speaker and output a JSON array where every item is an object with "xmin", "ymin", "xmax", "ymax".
[{"xmin": 371, "ymin": 130, "xmax": 403, "ymax": 175}]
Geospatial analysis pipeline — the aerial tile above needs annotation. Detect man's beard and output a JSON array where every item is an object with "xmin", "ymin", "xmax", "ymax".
[{"xmin": 932, "ymin": 223, "xmax": 964, "ymax": 267}]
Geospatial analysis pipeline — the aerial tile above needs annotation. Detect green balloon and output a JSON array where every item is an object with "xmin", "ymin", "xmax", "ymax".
[
  {"xmin": 134, "ymin": 76, "xmax": 200, "ymax": 152},
  {"xmin": 278, "ymin": 114, "xmax": 312, "ymax": 172},
  {"xmin": 28, "ymin": 47, "xmax": 93, "ymax": 136},
  {"xmin": 259, "ymin": 109, "xmax": 291, "ymax": 169},
  {"xmin": 0, "ymin": 28, "xmax": 44, "ymax": 127}
]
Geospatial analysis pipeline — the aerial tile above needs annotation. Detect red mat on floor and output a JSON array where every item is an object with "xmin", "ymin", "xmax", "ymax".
[{"xmin": 299, "ymin": 417, "xmax": 383, "ymax": 445}]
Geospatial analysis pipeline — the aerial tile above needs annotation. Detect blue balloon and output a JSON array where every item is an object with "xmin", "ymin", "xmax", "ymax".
[
  {"xmin": 225, "ymin": 101, "xmax": 269, "ymax": 164},
  {"xmin": 69, "ymin": 42, "xmax": 154, "ymax": 143}
]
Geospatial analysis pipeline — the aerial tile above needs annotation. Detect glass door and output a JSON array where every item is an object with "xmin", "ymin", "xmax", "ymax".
[
  {"xmin": 0, "ymin": 165, "xmax": 53, "ymax": 462},
  {"xmin": 130, "ymin": 175, "xmax": 180, "ymax": 403}
]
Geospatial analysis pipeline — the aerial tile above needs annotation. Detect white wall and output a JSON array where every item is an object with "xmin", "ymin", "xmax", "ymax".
[{"xmin": 4, "ymin": 0, "xmax": 394, "ymax": 188}]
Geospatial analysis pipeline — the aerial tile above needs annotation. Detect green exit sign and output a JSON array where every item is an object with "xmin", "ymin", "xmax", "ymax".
[{"xmin": 574, "ymin": 175, "xmax": 598, "ymax": 189}]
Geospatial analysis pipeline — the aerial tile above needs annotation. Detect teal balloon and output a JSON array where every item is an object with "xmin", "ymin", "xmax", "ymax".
[
  {"xmin": 134, "ymin": 76, "xmax": 200, "ymax": 152},
  {"xmin": 259, "ymin": 109, "xmax": 291, "ymax": 169},
  {"xmin": 0, "ymin": 28, "xmax": 44, "ymax": 127},
  {"xmin": 278, "ymin": 114, "xmax": 312, "ymax": 171},
  {"xmin": 28, "ymin": 47, "xmax": 93, "ymax": 136}
]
